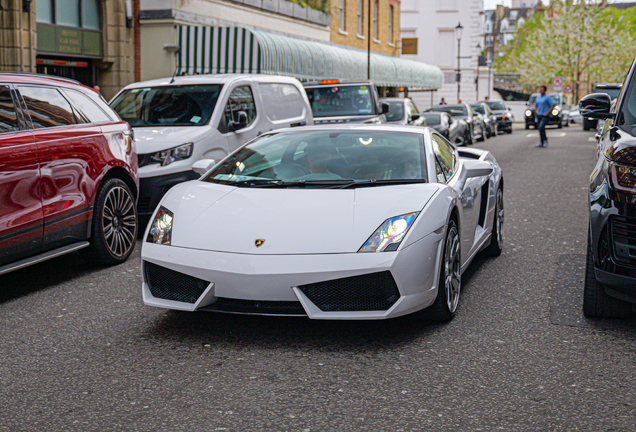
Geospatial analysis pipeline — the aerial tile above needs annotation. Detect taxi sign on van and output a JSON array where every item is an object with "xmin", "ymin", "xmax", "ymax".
[{"xmin": 320, "ymin": 79, "xmax": 340, "ymax": 85}]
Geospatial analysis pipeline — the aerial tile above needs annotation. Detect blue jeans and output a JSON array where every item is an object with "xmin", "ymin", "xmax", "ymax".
[{"xmin": 537, "ymin": 115, "xmax": 549, "ymax": 145}]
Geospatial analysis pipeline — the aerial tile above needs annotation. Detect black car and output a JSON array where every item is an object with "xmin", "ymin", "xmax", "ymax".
[
  {"xmin": 482, "ymin": 100, "xmax": 514, "ymax": 134},
  {"xmin": 580, "ymin": 63, "xmax": 636, "ymax": 318},
  {"xmin": 428, "ymin": 103, "xmax": 485, "ymax": 145},
  {"xmin": 583, "ymin": 83, "xmax": 622, "ymax": 131},
  {"xmin": 380, "ymin": 97, "xmax": 426, "ymax": 126},
  {"xmin": 471, "ymin": 102, "xmax": 498, "ymax": 138},
  {"xmin": 303, "ymin": 79, "xmax": 388, "ymax": 124},
  {"xmin": 418, "ymin": 112, "xmax": 461, "ymax": 143},
  {"xmin": 525, "ymin": 93, "xmax": 564, "ymax": 129}
]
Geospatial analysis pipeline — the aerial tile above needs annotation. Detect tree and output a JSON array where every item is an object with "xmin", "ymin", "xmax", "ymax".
[{"xmin": 496, "ymin": 0, "xmax": 636, "ymax": 101}]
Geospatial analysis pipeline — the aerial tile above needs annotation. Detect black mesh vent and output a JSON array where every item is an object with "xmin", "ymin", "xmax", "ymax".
[
  {"xmin": 138, "ymin": 154, "xmax": 152, "ymax": 168},
  {"xmin": 202, "ymin": 298, "xmax": 306, "ymax": 315},
  {"xmin": 299, "ymin": 271, "xmax": 400, "ymax": 312},
  {"xmin": 144, "ymin": 261, "xmax": 210, "ymax": 304},
  {"xmin": 137, "ymin": 196, "xmax": 152, "ymax": 214},
  {"xmin": 611, "ymin": 216, "xmax": 636, "ymax": 268}
]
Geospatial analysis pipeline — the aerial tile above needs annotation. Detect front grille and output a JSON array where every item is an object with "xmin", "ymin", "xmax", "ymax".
[
  {"xmin": 201, "ymin": 298, "xmax": 306, "ymax": 315},
  {"xmin": 298, "ymin": 271, "xmax": 400, "ymax": 312},
  {"xmin": 611, "ymin": 216, "xmax": 636, "ymax": 267},
  {"xmin": 144, "ymin": 261, "xmax": 210, "ymax": 303}
]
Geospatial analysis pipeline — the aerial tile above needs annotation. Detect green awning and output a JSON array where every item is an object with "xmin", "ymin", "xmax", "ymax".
[{"xmin": 176, "ymin": 25, "xmax": 442, "ymax": 89}]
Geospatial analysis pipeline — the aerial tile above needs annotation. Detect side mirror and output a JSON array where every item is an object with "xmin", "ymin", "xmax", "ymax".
[
  {"xmin": 229, "ymin": 111, "xmax": 248, "ymax": 132},
  {"xmin": 411, "ymin": 113, "xmax": 420, "ymax": 121},
  {"xmin": 463, "ymin": 159, "xmax": 493, "ymax": 179},
  {"xmin": 192, "ymin": 158, "xmax": 216, "ymax": 176},
  {"xmin": 580, "ymin": 93, "xmax": 614, "ymax": 119},
  {"xmin": 381, "ymin": 102, "xmax": 390, "ymax": 114}
]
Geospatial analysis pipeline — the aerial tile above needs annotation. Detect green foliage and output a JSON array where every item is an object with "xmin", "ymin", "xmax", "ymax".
[{"xmin": 287, "ymin": 0, "xmax": 329, "ymax": 12}]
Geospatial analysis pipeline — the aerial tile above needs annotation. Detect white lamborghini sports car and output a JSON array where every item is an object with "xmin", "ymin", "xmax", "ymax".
[{"xmin": 141, "ymin": 125, "xmax": 503, "ymax": 321}]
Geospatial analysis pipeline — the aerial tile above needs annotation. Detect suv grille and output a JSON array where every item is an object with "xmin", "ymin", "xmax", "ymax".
[
  {"xmin": 298, "ymin": 271, "xmax": 400, "ymax": 312},
  {"xmin": 611, "ymin": 216, "xmax": 636, "ymax": 267},
  {"xmin": 144, "ymin": 261, "xmax": 210, "ymax": 303},
  {"xmin": 201, "ymin": 298, "xmax": 306, "ymax": 315}
]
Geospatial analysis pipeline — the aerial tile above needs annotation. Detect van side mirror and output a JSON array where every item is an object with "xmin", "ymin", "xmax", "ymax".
[
  {"xmin": 411, "ymin": 113, "xmax": 420, "ymax": 121},
  {"xmin": 381, "ymin": 102, "xmax": 390, "ymax": 114},
  {"xmin": 580, "ymin": 93, "xmax": 614, "ymax": 119},
  {"xmin": 229, "ymin": 111, "xmax": 248, "ymax": 132},
  {"xmin": 192, "ymin": 158, "xmax": 216, "ymax": 176}
]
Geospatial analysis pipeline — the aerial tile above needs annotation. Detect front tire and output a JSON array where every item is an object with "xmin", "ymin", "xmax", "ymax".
[
  {"xmin": 583, "ymin": 233, "xmax": 632, "ymax": 319},
  {"xmin": 85, "ymin": 178, "xmax": 138, "ymax": 265},
  {"xmin": 424, "ymin": 220, "xmax": 462, "ymax": 322},
  {"xmin": 484, "ymin": 186, "xmax": 504, "ymax": 256}
]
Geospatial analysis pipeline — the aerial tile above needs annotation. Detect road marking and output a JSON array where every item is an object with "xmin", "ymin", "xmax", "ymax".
[
  {"xmin": 588, "ymin": 137, "xmax": 597, "ymax": 142},
  {"xmin": 526, "ymin": 132, "xmax": 567, "ymax": 138}
]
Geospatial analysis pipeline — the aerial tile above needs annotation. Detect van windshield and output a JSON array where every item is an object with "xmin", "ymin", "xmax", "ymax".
[
  {"xmin": 110, "ymin": 85, "xmax": 222, "ymax": 127},
  {"xmin": 306, "ymin": 85, "xmax": 376, "ymax": 118}
]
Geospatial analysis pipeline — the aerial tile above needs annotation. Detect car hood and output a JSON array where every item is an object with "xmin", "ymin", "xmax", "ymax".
[
  {"xmin": 132, "ymin": 125, "xmax": 214, "ymax": 155},
  {"xmin": 161, "ymin": 181, "xmax": 440, "ymax": 254}
]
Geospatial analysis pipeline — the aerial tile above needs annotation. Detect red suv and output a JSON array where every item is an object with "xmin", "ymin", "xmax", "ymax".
[{"xmin": 0, "ymin": 73, "xmax": 138, "ymax": 275}]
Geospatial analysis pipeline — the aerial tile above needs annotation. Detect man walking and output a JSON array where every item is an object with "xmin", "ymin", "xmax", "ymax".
[{"xmin": 533, "ymin": 85, "xmax": 556, "ymax": 147}]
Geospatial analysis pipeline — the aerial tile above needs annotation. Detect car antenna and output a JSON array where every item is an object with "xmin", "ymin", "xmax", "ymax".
[
  {"xmin": 168, "ymin": 46, "xmax": 181, "ymax": 84},
  {"xmin": 169, "ymin": 63, "xmax": 178, "ymax": 84}
]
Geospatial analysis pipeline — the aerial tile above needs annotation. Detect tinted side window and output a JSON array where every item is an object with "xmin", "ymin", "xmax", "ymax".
[
  {"xmin": 432, "ymin": 134, "xmax": 457, "ymax": 181},
  {"xmin": 259, "ymin": 83, "xmax": 304, "ymax": 121},
  {"xmin": 63, "ymin": 89, "xmax": 111, "ymax": 123},
  {"xmin": 18, "ymin": 86, "xmax": 76, "ymax": 128},
  {"xmin": 219, "ymin": 86, "xmax": 257, "ymax": 133},
  {"xmin": 0, "ymin": 86, "xmax": 20, "ymax": 133}
]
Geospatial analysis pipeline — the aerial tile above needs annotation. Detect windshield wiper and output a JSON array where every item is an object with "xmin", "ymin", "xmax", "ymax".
[
  {"xmin": 228, "ymin": 179, "xmax": 352, "ymax": 188},
  {"xmin": 336, "ymin": 179, "xmax": 427, "ymax": 189}
]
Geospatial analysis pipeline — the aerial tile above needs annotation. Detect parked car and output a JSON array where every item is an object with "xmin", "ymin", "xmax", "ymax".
[
  {"xmin": 141, "ymin": 125, "xmax": 503, "ymax": 322},
  {"xmin": 428, "ymin": 103, "xmax": 485, "ymax": 145},
  {"xmin": 110, "ymin": 74, "xmax": 313, "ymax": 227},
  {"xmin": 568, "ymin": 105, "xmax": 583, "ymax": 124},
  {"xmin": 482, "ymin": 100, "xmax": 514, "ymax": 134},
  {"xmin": 471, "ymin": 102, "xmax": 498, "ymax": 137},
  {"xmin": 580, "ymin": 63, "xmax": 636, "ymax": 318},
  {"xmin": 381, "ymin": 97, "xmax": 426, "ymax": 126},
  {"xmin": 583, "ymin": 83, "xmax": 622, "ymax": 131},
  {"xmin": 418, "ymin": 112, "xmax": 461, "ymax": 143},
  {"xmin": 304, "ymin": 79, "xmax": 388, "ymax": 124},
  {"xmin": 0, "ymin": 73, "xmax": 138, "ymax": 275},
  {"xmin": 525, "ymin": 93, "xmax": 565, "ymax": 129}
]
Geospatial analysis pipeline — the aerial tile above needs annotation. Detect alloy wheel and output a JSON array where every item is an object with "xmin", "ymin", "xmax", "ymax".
[
  {"xmin": 102, "ymin": 186, "xmax": 136, "ymax": 258},
  {"xmin": 496, "ymin": 188, "xmax": 504, "ymax": 249},
  {"xmin": 444, "ymin": 225, "xmax": 461, "ymax": 313}
]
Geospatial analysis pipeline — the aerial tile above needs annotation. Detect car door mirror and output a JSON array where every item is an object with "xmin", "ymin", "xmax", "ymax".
[
  {"xmin": 411, "ymin": 113, "xmax": 420, "ymax": 121},
  {"xmin": 229, "ymin": 111, "xmax": 248, "ymax": 132},
  {"xmin": 381, "ymin": 102, "xmax": 390, "ymax": 114},
  {"xmin": 463, "ymin": 159, "xmax": 493, "ymax": 178},
  {"xmin": 580, "ymin": 93, "xmax": 614, "ymax": 119},
  {"xmin": 192, "ymin": 158, "xmax": 216, "ymax": 176}
]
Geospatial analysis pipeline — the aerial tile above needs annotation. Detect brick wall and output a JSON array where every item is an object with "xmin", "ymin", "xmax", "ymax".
[
  {"xmin": 329, "ymin": 0, "xmax": 400, "ymax": 56},
  {"xmin": 0, "ymin": 0, "xmax": 37, "ymax": 73}
]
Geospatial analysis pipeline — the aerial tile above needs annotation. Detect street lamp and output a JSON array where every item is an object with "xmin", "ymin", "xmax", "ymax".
[
  {"xmin": 476, "ymin": 42, "xmax": 481, "ymax": 100},
  {"xmin": 455, "ymin": 22, "xmax": 464, "ymax": 103}
]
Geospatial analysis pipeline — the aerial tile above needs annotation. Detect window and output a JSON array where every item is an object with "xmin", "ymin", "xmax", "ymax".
[
  {"xmin": 64, "ymin": 89, "xmax": 111, "ymax": 123},
  {"xmin": 432, "ymin": 134, "xmax": 457, "ymax": 181},
  {"xmin": 220, "ymin": 86, "xmax": 257, "ymax": 134},
  {"xmin": 83, "ymin": 0, "xmax": 101, "ymax": 30},
  {"xmin": 36, "ymin": 0, "xmax": 100, "ymax": 29},
  {"xmin": 36, "ymin": 0, "xmax": 54, "ymax": 24},
  {"xmin": 339, "ymin": 0, "xmax": 346, "ymax": 32},
  {"xmin": 357, "ymin": 1, "xmax": 364, "ymax": 35},
  {"xmin": 0, "ymin": 86, "xmax": 20, "ymax": 134},
  {"xmin": 373, "ymin": 0, "xmax": 379, "ymax": 40},
  {"xmin": 57, "ymin": 0, "xmax": 81, "ymax": 27},
  {"xmin": 18, "ymin": 86, "xmax": 77, "ymax": 128},
  {"xmin": 307, "ymin": 85, "xmax": 375, "ymax": 118},
  {"xmin": 389, "ymin": 6, "xmax": 394, "ymax": 44},
  {"xmin": 259, "ymin": 83, "xmax": 304, "ymax": 121},
  {"xmin": 438, "ymin": 30, "xmax": 455, "ymax": 68}
]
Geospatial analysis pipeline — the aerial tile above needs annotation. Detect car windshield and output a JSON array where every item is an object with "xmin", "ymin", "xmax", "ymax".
[
  {"xmin": 471, "ymin": 105, "xmax": 485, "ymax": 114},
  {"xmin": 486, "ymin": 101, "xmax": 506, "ymax": 110},
  {"xmin": 421, "ymin": 114, "xmax": 441, "ymax": 126},
  {"xmin": 306, "ymin": 85, "xmax": 376, "ymax": 118},
  {"xmin": 203, "ymin": 130, "xmax": 427, "ymax": 187},
  {"xmin": 430, "ymin": 105, "xmax": 467, "ymax": 117},
  {"xmin": 110, "ymin": 85, "xmax": 222, "ymax": 127},
  {"xmin": 384, "ymin": 101, "xmax": 405, "ymax": 122},
  {"xmin": 596, "ymin": 87, "xmax": 622, "ymax": 99}
]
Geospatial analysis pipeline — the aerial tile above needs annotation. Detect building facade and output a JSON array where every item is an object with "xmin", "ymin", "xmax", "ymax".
[
  {"xmin": 400, "ymin": 0, "xmax": 484, "ymax": 109},
  {"xmin": 0, "ymin": 0, "xmax": 136, "ymax": 100}
]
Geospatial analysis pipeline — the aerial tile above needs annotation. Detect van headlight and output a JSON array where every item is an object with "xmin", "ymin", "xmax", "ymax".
[
  {"xmin": 552, "ymin": 109, "xmax": 560, "ymax": 116},
  {"xmin": 147, "ymin": 206, "xmax": 174, "ymax": 245},
  {"xmin": 359, "ymin": 212, "xmax": 419, "ymax": 252},
  {"xmin": 149, "ymin": 143, "xmax": 194, "ymax": 166},
  {"xmin": 525, "ymin": 110, "xmax": 532, "ymax": 117}
]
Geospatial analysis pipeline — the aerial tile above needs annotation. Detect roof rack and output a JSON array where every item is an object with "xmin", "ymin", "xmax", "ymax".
[{"xmin": 0, "ymin": 72, "xmax": 82, "ymax": 86}]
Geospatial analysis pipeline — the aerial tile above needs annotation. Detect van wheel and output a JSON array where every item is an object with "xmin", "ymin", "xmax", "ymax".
[{"xmin": 85, "ymin": 178, "xmax": 138, "ymax": 265}]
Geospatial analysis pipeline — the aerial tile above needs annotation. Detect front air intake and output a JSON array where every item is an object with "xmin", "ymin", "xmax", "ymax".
[
  {"xmin": 298, "ymin": 271, "xmax": 400, "ymax": 312},
  {"xmin": 144, "ymin": 261, "xmax": 210, "ymax": 304}
]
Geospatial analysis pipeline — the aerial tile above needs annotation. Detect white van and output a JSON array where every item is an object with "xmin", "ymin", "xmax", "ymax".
[{"xmin": 110, "ymin": 74, "xmax": 313, "ymax": 223}]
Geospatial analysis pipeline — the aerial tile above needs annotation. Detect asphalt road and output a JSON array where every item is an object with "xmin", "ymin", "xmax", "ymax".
[{"xmin": 1, "ymin": 125, "xmax": 635, "ymax": 432}]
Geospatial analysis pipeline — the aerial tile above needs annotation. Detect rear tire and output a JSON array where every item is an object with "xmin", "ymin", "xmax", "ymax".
[
  {"xmin": 85, "ymin": 178, "xmax": 138, "ymax": 266},
  {"xmin": 583, "ymin": 232, "xmax": 632, "ymax": 319},
  {"xmin": 484, "ymin": 186, "xmax": 504, "ymax": 256}
]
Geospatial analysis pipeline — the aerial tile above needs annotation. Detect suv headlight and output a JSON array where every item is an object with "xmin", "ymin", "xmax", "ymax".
[
  {"xmin": 609, "ymin": 162, "xmax": 636, "ymax": 194},
  {"xmin": 147, "ymin": 206, "xmax": 174, "ymax": 245},
  {"xmin": 552, "ymin": 109, "xmax": 560, "ymax": 116},
  {"xmin": 359, "ymin": 212, "xmax": 419, "ymax": 252},
  {"xmin": 149, "ymin": 143, "xmax": 194, "ymax": 166},
  {"xmin": 525, "ymin": 110, "xmax": 532, "ymax": 117}
]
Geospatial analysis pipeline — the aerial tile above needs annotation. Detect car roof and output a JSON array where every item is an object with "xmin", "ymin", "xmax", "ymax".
[
  {"xmin": 303, "ymin": 80, "xmax": 374, "ymax": 87},
  {"xmin": 596, "ymin": 83, "xmax": 622, "ymax": 88},
  {"xmin": 260, "ymin": 124, "xmax": 431, "ymax": 135},
  {"xmin": 0, "ymin": 72, "xmax": 95, "ymax": 93},
  {"xmin": 379, "ymin": 97, "xmax": 411, "ymax": 102},
  {"xmin": 120, "ymin": 74, "xmax": 301, "ymax": 90}
]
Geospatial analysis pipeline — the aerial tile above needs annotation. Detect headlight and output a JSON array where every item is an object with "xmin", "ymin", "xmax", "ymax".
[
  {"xmin": 609, "ymin": 162, "xmax": 636, "ymax": 193},
  {"xmin": 149, "ymin": 143, "xmax": 194, "ymax": 166},
  {"xmin": 525, "ymin": 110, "xmax": 532, "ymax": 117},
  {"xmin": 359, "ymin": 212, "xmax": 419, "ymax": 253},
  {"xmin": 552, "ymin": 109, "xmax": 560, "ymax": 116},
  {"xmin": 147, "ymin": 206, "xmax": 174, "ymax": 244}
]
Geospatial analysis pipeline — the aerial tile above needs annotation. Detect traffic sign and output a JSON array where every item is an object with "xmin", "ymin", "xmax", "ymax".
[
  {"xmin": 552, "ymin": 76, "xmax": 564, "ymax": 92},
  {"xmin": 564, "ymin": 84, "xmax": 573, "ymax": 94}
]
